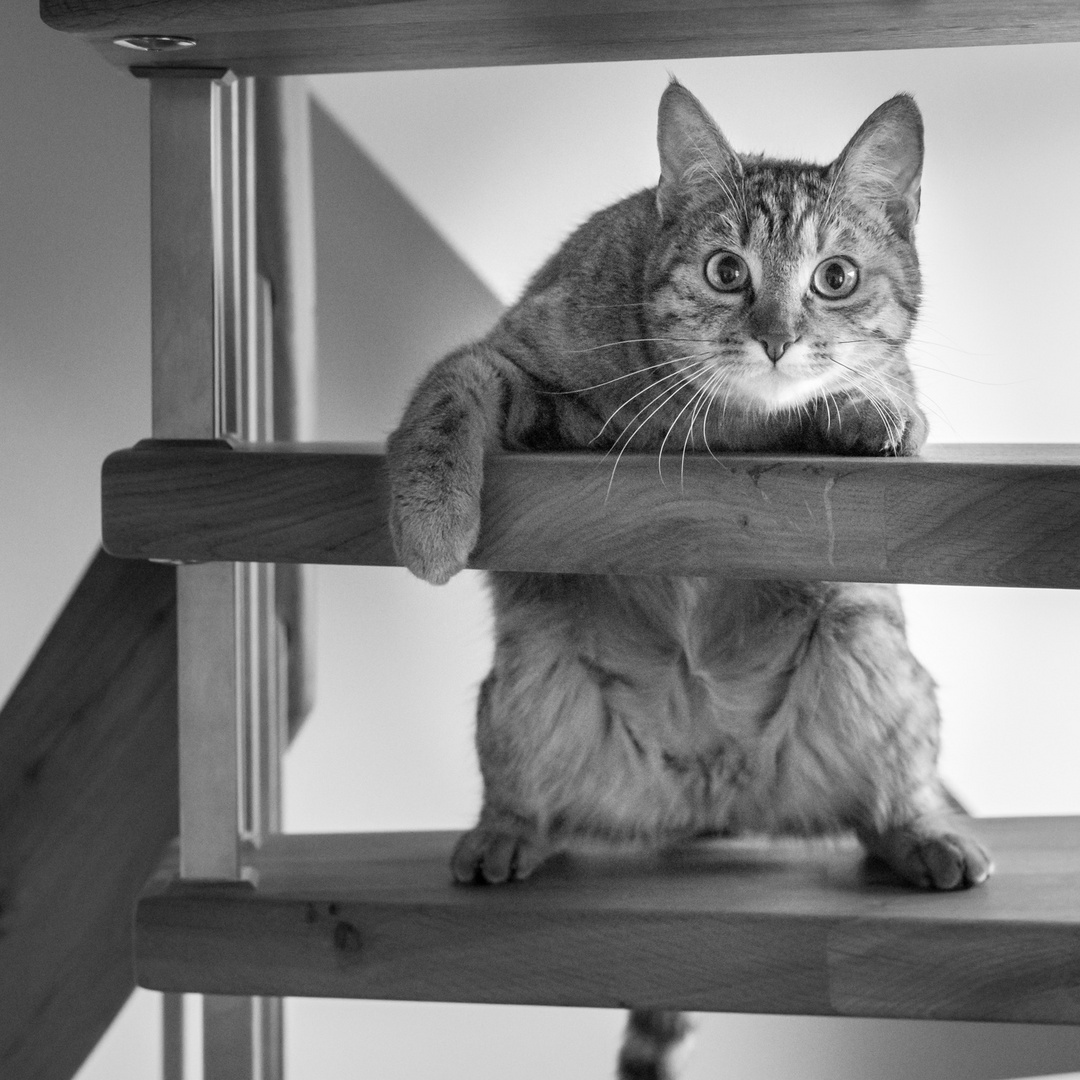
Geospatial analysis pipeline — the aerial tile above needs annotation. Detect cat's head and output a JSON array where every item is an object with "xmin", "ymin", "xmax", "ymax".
[{"xmin": 646, "ymin": 81, "xmax": 923, "ymax": 419}]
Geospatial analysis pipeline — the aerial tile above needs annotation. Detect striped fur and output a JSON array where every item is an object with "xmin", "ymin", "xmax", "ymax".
[{"xmin": 386, "ymin": 83, "xmax": 992, "ymax": 1078}]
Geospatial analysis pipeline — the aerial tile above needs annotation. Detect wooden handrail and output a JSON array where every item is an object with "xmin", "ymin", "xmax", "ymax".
[
  {"xmin": 102, "ymin": 440, "xmax": 1080, "ymax": 589},
  {"xmin": 41, "ymin": 0, "xmax": 1080, "ymax": 77},
  {"xmin": 0, "ymin": 551, "xmax": 178, "ymax": 1080}
]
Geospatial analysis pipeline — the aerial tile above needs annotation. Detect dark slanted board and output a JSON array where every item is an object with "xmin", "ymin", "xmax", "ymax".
[
  {"xmin": 0, "ymin": 551, "xmax": 178, "ymax": 1080},
  {"xmin": 102, "ymin": 440, "xmax": 1080, "ymax": 588},
  {"xmin": 135, "ymin": 817, "xmax": 1080, "ymax": 1023},
  {"xmin": 40, "ymin": 0, "xmax": 1080, "ymax": 77}
]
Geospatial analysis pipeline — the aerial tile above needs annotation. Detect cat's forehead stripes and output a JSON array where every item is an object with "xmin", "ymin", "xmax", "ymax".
[{"xmin": 733, "ymin": 164, "xmax": 833, "ymax": 252}]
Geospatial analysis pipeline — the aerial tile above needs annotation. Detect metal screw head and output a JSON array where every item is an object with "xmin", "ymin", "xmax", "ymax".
[{"xmin": 113, "ymin": 35, "xmax": 197, "ymax": 52}]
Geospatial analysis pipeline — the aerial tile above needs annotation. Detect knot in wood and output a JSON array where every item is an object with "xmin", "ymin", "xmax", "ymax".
[{"xmin": 333, "ymin": 919, "xmax": 362, "ymax": 956}]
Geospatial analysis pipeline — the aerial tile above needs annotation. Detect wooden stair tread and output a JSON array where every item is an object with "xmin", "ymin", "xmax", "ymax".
[
  {"xmin": 42, "ymin": 1, "xmax": 1080, "ymax": 77},
  {"xmin": 103, "ymin": 440, "xmax": 1080, "ymax": 588},
  {"xmin": 135, "ymin": 816, "xmax": 1080, "ymax": 1022}
]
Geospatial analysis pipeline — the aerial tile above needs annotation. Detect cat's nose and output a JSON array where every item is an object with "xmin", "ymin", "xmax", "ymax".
[{"xmin": 758, "ymin": 334, "xmax": 798, "ymax": 363}]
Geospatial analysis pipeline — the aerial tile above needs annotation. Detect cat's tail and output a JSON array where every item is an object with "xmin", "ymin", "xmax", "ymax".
[{"xmin": 616, "ymin": 1008, "xmax": 692, "ymax": 1080}]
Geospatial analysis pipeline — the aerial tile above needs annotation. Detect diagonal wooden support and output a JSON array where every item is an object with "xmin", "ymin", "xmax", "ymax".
[{"xmin": 0, "ymin": 549, "xmax": 178, "ymax": 1080}]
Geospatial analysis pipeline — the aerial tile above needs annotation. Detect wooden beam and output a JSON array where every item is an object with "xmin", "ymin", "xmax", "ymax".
[
  {"xmin": 0, "ymin": 550, "xmax": 178, "ymax": 1080},
  {"xmin": 40, "ymin": 0, "xmax": 1080, "ymax": 77},
  {"xmin": 134, "ymin": 817, "xmax": 1080, "ymax": 1023},
  {"xmin": 102, "ymin": 441, "xmax": 1080, "ymax": 589}
]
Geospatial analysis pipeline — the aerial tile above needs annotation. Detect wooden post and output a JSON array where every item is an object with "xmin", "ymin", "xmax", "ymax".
[
  {"xmin": 150, "ymin": 70, "xmax": 286, "ymax": 1080},
  {"xmin": 151, "ymin": 73, "xmax": 246, "ymax": 882}
]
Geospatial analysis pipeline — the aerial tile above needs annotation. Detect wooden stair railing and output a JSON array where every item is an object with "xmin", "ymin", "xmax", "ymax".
[
  {"xmin": 94, "ymin": 440, "xmax": 1080, "ymax": 1024},
  {"xmin": 0, "ymin": 551, "xmax": 177, "ymax": 1080},
  {"xmin": 39, "ymin": 1, "xmax": 1080, "ymax": 1078}
]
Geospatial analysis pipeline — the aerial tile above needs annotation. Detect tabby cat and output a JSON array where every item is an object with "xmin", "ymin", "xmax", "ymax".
[{"xmin": 386, "ymin": 81, "xmax": 992, "ymax": 1079}]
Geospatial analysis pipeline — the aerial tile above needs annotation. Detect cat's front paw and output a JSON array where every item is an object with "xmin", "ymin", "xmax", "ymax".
[
  {"xmin": 388, "ymin": 490, "xmax": 479, "ymax": 585},
  {"xmin": 823, "ymin": 397, "xmax": 928, "ymax": 457},
  {"xmin": 451, "ymin": 825, "xmax": 549, "ymax": 884},
  {"xmin": 865, "ymin": 822, "xmax": 993, "ymax": 890}
]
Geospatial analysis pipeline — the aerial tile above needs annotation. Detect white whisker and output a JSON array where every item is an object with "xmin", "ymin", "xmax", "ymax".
[
  {"xmin": 682, "ymin": 371, "xmax": 726, "ymax": 485},
  {"xmin": 548, "ymin": 357, "xmax": 689, "ymax": 396},
  {"xmin": 658, "ymin": 367, "xmax": 719, "ymax": 484},
  {"xmin": 592, "ymin": 357, "xmax": 711, "ymax": 444},
  {"xmin": 604, "ymin": 366, "xmax": 708, "ymax": 499},
  {"xmin": 559, "ymin": 336, "xmax": 715, "ymax": 356}
]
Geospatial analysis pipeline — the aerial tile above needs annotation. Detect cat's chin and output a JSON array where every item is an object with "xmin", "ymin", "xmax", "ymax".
[{"xmin": 725, "ymin": 366, "xmax": 834, "ymax": 413}]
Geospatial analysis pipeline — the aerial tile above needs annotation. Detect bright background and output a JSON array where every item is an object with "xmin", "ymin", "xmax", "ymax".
[{"xmin": 2, "ymin": 3, "xmax": 1079, "ymax": 1077}]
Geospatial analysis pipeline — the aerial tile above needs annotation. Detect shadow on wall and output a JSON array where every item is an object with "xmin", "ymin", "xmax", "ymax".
[
  {"xmin": 282, "ymin": 102, "xmax": 499, "ymax": 834},
  {"xmin": 310, "ymin": 98, "xmax": 504, "ymax": 444}
]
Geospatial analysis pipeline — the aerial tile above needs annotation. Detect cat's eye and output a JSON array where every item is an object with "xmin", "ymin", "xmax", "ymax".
[
  {"xmin": 812, "ymin": 257, "xmax": 859, "ymax": 299},
  {"xmin": 704, "ymin": 251, "xmax": 750, "ymax": 293}
]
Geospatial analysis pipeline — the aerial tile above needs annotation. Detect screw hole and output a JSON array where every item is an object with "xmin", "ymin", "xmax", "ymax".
[{"xmin": 114, "ymin": 35, "xmax": 197, "ymax": 52}]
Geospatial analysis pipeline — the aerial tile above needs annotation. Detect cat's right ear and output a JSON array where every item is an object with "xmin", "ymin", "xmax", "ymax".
[
  {"xmin": 656, "ymin": 81, "xmax": 742, "ymax": 222},
  {"xmin": 831, "ymin": 94, "xmax": 924, "ymax": 239}
]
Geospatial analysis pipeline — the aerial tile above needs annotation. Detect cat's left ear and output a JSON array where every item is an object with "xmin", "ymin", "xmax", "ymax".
[
  {"xmin": 831, "ymin": 94, "xmax": 924, "ymax": 239},
  {"xmin": 656, "ymin": 80, "xmax": 742, "ymax": 222}
]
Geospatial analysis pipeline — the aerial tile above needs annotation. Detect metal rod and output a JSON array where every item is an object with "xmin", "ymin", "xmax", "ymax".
[
  {"xmin": 204, "ymin": 996, "xmax": 282, "ymax": 1080},
  {"xmin": 162, "ymin": 994, "xmax": 184, "ymax": 1080}
]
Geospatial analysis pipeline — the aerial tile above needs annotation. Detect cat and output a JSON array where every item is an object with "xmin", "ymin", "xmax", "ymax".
[{"xmin": 386, "ymin": 80, "xmax": 993, "ymax": 1079}]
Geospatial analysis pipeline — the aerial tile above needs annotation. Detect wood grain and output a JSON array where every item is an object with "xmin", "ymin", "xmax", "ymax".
[
  {"xmin": 102, "ymin": 441, "xmax": 1080, "ymax": 588},
  {"xmin": 149, "ymin": 77, "xmax": 220, "ymax": 439},
  {"xmin": 40, "ymin": 0, "xmax": 1080, "ymax": 77},
  {"xmin": 0, "ymin": 551, "xmax": 178, "ymax": 1080},
  {"xmin": 134, "ymin": 817, "xmax": 1080, "ymax": 1022}
]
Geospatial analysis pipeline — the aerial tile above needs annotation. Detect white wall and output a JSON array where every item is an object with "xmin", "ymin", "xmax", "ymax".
[
  {"xmin": 0, "ymin": 4, "xmax": 160, "ymax": 1078},
  {"xmin": 307, "ymin": 44, "xmax": 1080, "ymax": 825},
  {"xmin": 289, "ymin": 47, "xmax": 1080, "ymax": 1080},
  {"xmin": 1, "ymin": 3, "xmax": 1078, "ymax": 1076}
]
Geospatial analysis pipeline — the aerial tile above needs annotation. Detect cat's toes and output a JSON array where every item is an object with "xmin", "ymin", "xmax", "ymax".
[
  {"xmin": 822, "ymin": 399, "xmax": 926, "ymax": 457},
  {"xmin": 451, "ymin": 826, "xmax": 548, "ymax": 885},
  {"xmin": 870, "ymin": 825, "xmax": 994, "ymax": 890},
  {"xmin": 891, "ymin": 407, "xmax": 928, "ymax": 456},
  {"xmin": 388, "ymin": 499, "xmax": 479, "ymax": 585}
]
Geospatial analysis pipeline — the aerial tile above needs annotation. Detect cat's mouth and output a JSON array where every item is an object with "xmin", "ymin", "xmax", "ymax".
[{"xmin": 704, "ymin": 347, "xmax": 839, "ymax": 412}]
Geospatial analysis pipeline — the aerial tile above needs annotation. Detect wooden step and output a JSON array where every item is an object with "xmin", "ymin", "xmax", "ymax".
[
  {"xmin": 102, "ymin": 440, "xmax": 1080, "ymax": 588},
  {"xmin": 41, "ymin": 1, "xmax": 1080, "ymax": 78},
  {"xmin": 135, "ymin": 817, "xmax": 1080, "ymax": 1023}
]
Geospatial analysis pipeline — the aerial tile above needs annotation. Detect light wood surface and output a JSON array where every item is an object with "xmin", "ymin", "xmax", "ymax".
[
  {"xmin": 41, "ymin": 1, "xmax": 1080, "ymax": 76},
  {"xmin": 134, "ymin": 817, "xmax": 1080, "ymax": 1022},
  {"xmin": 102, "ymin": 441, "xmax": 1080, "ymax": 588},
  {"xmin": 150, "ymin": 77, "xmax": 222, "ymax": 439},
  {"xmin": 177, "ymin": 561, "xmax": 244, "ymax": 880},
  {"xmin": 0, "ymin": 551, "xmax": 178, "ymax": 1080}
]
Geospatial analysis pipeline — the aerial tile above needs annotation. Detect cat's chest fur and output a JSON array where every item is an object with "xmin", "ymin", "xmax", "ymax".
[{"xmin": 485, "ymin": 572, "xmax": 866, "ymax": 840}]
